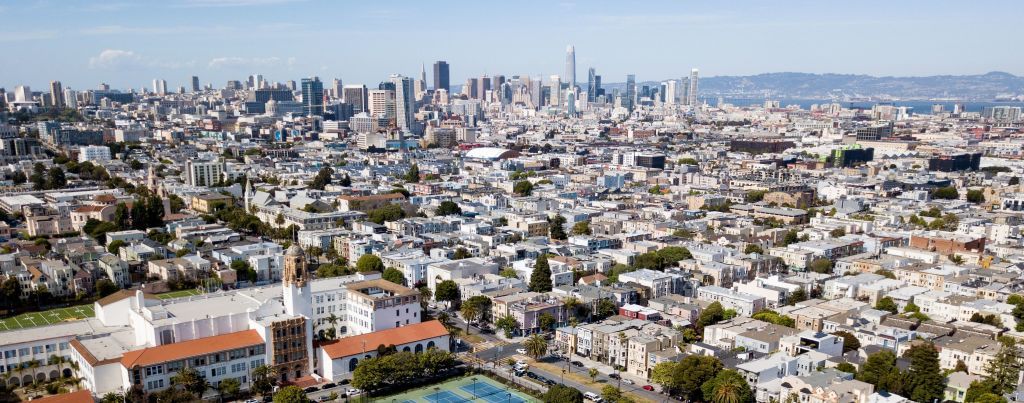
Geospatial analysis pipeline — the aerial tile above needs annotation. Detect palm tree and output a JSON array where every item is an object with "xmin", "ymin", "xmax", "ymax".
[
  {"xmin": 712, "ymin": 378, "xmax": 745, "ymax": 403},
  {"xmin": 460, "ymin": 303, "xmax": 479, "ymax": 334},
  {"xmin": 251, "ymin": 365, "xmax": 278, "ymax": 397},
  {"xmin": 524, "ymin": 335, "xmax": 548, "ymax": 360},
  {"xmin": 564, "ymin": 297, "xmax": 581, "ymax": 320}
]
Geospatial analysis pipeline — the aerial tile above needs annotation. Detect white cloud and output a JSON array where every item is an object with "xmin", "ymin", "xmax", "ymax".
[
  {"xmin": 88, "ymin": 49, "xmax": 195, "ymax": 69},
  {"xmin": 208, "ymin": 56, "xmax": 291, "ymax": 69},
  {"xmin": 88, "ymin": 49, "xmax": 140, "ymax": 69}
]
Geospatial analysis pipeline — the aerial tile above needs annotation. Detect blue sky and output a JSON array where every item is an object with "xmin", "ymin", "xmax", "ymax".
[{"xmin": 2, "ymin": 0, "xmax": 1021, "ymax": 91}]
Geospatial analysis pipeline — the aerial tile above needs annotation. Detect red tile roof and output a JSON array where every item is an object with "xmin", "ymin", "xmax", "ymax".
[
  {"xmin": 319, "ymin": 320, "xmax": 448, "ymax": 360},
  {"xmin": 28, "ymin": 390, "xmax": 93, "ymax": 403},
  {"xmin": 120, "ymin": 330, "xmax": 264, "ymax": 368}
]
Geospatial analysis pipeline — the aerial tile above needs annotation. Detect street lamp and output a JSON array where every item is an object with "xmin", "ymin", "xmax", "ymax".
[
  {"xmin": 433, "ymin": 387, "xmax": 440, "ymax": 402},
  {"xmin": 561, "ymin": 369, "xmax": 566, "ymax": 384},
  {"xmin": 472, "ymin": 377, "xmax": 478, "ymax": 399}
]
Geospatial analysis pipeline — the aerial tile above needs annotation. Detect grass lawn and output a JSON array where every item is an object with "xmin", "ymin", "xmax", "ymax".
[
  {"xmin": 156, "ymin": 289, "xmax": 203, "ymax": 299},
  {"xmin": 382, "ymin": 375, "xmax": 539, "ymax": 403},
  {"xmin": 0, "ymin": 304, "xmax": 95, "ymax": 331}
]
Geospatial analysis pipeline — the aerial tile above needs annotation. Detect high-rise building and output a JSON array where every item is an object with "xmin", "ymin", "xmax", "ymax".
[
  {"xmin": 332, "ymin": 79, "xmax": 343, "ymax": 99},
  {"xmin": 549, "ymin": 75, "xmax": 561, "ymax": 108},
  {"xmin": 391, "ymin": 74, "xmax": 415, "ymax": 132},
  {"xmin": 477, "ymin": 76, "xmax": 490, "ymax": 101},
  {"xmin": 433, "ymin": 61, "xmax": 450, "ymax": 92},
  {"xmin": 565, "ymin": 45, "xmax": 576, "ymax": 90},
  {"xmin": 63, "ymin": 88, "xmax": 78, "ymax": 108},
  {"xmin": 625, "ymin": 74, "xmax": 636, "ymax": 111},
  {"xmin": 586, "ymin": 68, "xmax": 597, "ymax": 102},
  {"xmin": 49, "ymin": 81, "xmax": 64, "ymax": 108},
  {"xmin": 464, "ymin": 78, "xmax": 478, "ymax": 99},
  {"xmin": 343, "ymin": 85, "xmax": 368, "ymax": 114},
  {"xmin": 368, "ymin": 89, "xmax": 395, "ymax": 119},
  {"xmin": 687, "ymin": 68, "xmax": 699, "ymax": 107},
  {"xmin": 301, "ymin": 77, "xmax": 324, "ymax": 116},
  {"xmin": 664, "ymin": 80, "xmax": 678, "ymax": 105},
  {"xmin": 152, "ymin": 79, "xmax": 167, "ymax": 95},
  {"xmin": 191, "ymin": 76, "xmax": 200, "ymax": 93}
]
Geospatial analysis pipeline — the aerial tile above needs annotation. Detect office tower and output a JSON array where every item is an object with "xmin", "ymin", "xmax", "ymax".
[
  {"xmin": 288, "ymin": 80, "xmax": 296, "ymax": 91},
  {"xmin": 49, "ymin": 81, "xmax": 64, "ymax": 108},
  {"xmin": 368, "ymin": 89, "xmax": 395, "ymax": 119},
  {"xmin": 586, "ymin": 68, "xmax": 597, "ymax": 102},
  {"xmin": 248, "ymin": 74, "xmax": 262, "ymax": 89},
  {"xmin": 391, "ymin": 75, "xmax": 415, "ymax": 132},
  {"xmin": 343, "ymin": 85, "xmax": 368, "ymax": 114},
  {"xmin": 332, "ymin": 79, "xmax": 343, "ymax": 99},
  {"xmin": 300, "ymin": 77, "xmax": 324, "ymax": 116},
  {"xmin": 594, "ymin": 75, "xmax": 602, "ymax": 99},
  {"xmin": 477, "ymin": 76, "xmax": 490, "ymax": 101},
  {"xmin": 433, "ymin": 61, "xmax": 450, "ymax": 92},
  {"xmin": 63, "ymin": 88, "xmax": 78, "ymax": 108},
  {"xmin": 420, "ymin": 63, "xmax": 427, "ymax": 85},
  {"xmin": 566, "ymin": 89, "xmax": 576, "ymax": 115},
  {"xmin": 687, "ymin": 68, "xmax": 699, "ymax": 106},
  {"xmin": 565, "ymin": 45, "xmax": 576, "ymax": 90},
  {"xmin": 549, "ymin": 75, "xmax": 561, "ymax": 108},
  {"xmin": 664, "ymin": 80, "xmax": 678, "ymax": 105},
  {"xmin": 225, "ymin": 80, "xmax": 242, "ymax": 91},
  {"xmin": 191, "ymin": 76, "xmax": 200, "ymax": 93},
  {"xmin": 152, "ymin": 79, "xmax": 167, "ymax": 95},
  {"xmin": 465, "ymin": 78, "xmax": 478, "ymax": 99},
  {"xmin": 625, "ymin": 74, "xmax": 636, "ymax": 111}
]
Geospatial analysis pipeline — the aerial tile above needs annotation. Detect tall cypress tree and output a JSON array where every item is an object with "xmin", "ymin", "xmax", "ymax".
[
  {"xmin": 904, "ymin": 343, "xmax": 945, "ymax": 403},
  {"xmin": 529, "ymin": 254, "xmax": 553, "ymax": 292}
]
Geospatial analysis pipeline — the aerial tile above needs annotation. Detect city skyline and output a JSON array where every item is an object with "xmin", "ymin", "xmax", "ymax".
[{"xmin": 2, "ymin": 0, "xmax": 1024, "ymax": 91}]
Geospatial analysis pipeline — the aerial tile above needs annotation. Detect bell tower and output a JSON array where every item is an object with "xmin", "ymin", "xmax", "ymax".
[{"xmin": 282, "ymin": 245, "xmax": 311, "ymax": 317}]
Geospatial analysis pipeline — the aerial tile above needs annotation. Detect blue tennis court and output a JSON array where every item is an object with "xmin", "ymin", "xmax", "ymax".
[
  {"xmin": 424, "ymin": 390, "xmax": 470, "ymax": 403},
  {"xmin": 460, "ymin": 382, "xmax": 526, "ymax": 403}
]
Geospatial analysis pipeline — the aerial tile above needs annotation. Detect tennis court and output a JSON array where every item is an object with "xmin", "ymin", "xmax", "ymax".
[{"xmin": 385, "ymin": 375, "xmax": 538, "ymax": 403}]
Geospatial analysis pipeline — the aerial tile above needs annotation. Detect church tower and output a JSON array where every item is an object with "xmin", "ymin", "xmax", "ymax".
[{"xmin": 283, "ymin": 244, "xmax": 311, "ymax": 317}]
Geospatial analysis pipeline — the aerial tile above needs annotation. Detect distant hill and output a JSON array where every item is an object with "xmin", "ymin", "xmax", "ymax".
[{"xmin": 605, "ymin": 71, "xmax": 1024, "ymax": 100}]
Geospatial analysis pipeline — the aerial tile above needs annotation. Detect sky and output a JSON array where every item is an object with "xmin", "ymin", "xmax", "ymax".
[{"xmin": 2, "ymin": 0, "xmax": 1022, "ymax": 92}]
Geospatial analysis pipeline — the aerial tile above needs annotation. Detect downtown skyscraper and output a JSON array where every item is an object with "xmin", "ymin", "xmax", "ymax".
[
  {"xmin": 191, "ymin": 76, "xmax": 200, "ymax": 93},
  {"xmin": 625, "ymin": 74, "xmax": 636, "ymax": 111},
  {"xmin": 392, "ymin": 74, "xmax": 415, "ymax": 132},
  {"xmin": 565, "ymin": 45, "xmax": 576, "ymax": 90},
  {"xmin": 686, "ymin": 68, "xmax": 699, "ymax": 107},
  {"xmin": 301, "ymin": 77, "xmax": 324, "ymax": 116},
  {"xmin": 49, "ymin": 81, "xmax": 64, "ymax": 108},
  {"xmin": 433, "ymin": 61, "xmax": 450, "ymax": 92}
]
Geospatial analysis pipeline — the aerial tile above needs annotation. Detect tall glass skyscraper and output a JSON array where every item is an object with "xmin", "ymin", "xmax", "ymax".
[
  {"xmin": 433, "ymin": 61, "xmax": 450, "ymax": 92},
  {"xmin": 586, "ymin": 68, "xmax": 596, "ymax": 102},
  {"xmin": 301, "ymin": 77, "xmax": 324, "ymax": 116},
  {"xmin": 625, "ymin": 74, "xmax": 636, "ymax": 111},
  {"xmin": 391, "ymin": 74, "xmax": 415, "ymax": 132},
  {"xmin": 565, "ymin": 45, "xmax": 575, "ymax": 90},
  {"xmin": 687, "ymin": 69, "xmax": 699, "ymax": 107}
]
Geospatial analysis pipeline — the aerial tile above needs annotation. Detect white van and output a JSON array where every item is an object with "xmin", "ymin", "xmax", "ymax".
[{"xmin": 583, "ymin": 392, "xmax": 603, "ymax": 402}]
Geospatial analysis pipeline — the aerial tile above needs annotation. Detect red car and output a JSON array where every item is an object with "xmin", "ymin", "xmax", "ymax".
[{"xmin": 642, "ymin": 385, "xmax": 655, "ymax": 391}]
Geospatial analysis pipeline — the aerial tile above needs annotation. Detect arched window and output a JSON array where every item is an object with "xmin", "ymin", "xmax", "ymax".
[
  {"xmin": 402, "ymin": 346, "xmax": 410, "ymax": 352},
  {"xmin": 348, "ymin": 358, "xmax": 358, "ymax": 372},
  {"xmin": 427, "ymin": 341, "xmax": 436, "ymax": 349},
  {"xmin": 415, "ymin": 344, "xmax": 423, "ymax": 353}
]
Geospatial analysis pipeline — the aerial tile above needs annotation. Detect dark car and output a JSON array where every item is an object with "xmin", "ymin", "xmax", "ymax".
[
  {"xmin": 608, "ymin": 373, "xmax": 620, "ymax": 380},
  {"xmin": 303, "ymin": 387, "xmax": 318, "ymax": 393},
  {"xmin": 527, "ymin": 372, "xmax": 539, "ymax": 379},
  {"xmin": 571, "ymin": 361, "xmax": 584, "ymax": 367},
  {"xmin": 543, "ymin": 378, "xmax": 556, "ymax": 386},
  {"xmin": 338, "ymin": 379, "xmax": 350, "ymax": 385},
  {"xmin": 321, "ymin": 383, "xmax": 336, "ymax": 390}
]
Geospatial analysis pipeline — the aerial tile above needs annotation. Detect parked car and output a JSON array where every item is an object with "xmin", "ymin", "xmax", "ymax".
[
  {"xmin": 571, "ymin": 360, "xmax": 584, "ymax": 367},
  {"xmin": 243, "ymin": 399, "xmax": 259, "ymax": 403},
  {"xmin": 347, "ymin": 388, "xmax": 362, "ymax": 395},
  {"xmin": 321, "ymin": 383, "xmax": 336, "ymax": 390},
  {"xmin": 608, "ymin": 373, "xmax": 620, "ymax": 380},
  {"xmin": 643, "ymin": 385, "xmax": 655, "ymax": 391},
  {"xmin": 526, "ymin": 372, "xmax": 539, "ymax": 379},
  {"xmin": 622, "ymin": 379, "xmax": 634, "ymax": 385},
  {"xmin": 338, "ymin": 379, "xmax": 350, "ymax": 385},
  {"xmin": 303, "ymin": 387, "xmax": 318, "ymax": 393},
  {"xmin": 317, "ymin": 396, "xmax": 332, "ymax": 402},
  {"xmin": 516, "ymin": 348, "xmax": 527, "ymax": 355}
]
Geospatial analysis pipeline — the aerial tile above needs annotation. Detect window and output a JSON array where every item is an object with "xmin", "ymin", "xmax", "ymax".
[
  {"xmin": 211, "ymin": 366, "xmax": 227, "ymax": 377},
  {"xmin": 18, "ymin": 348, "xmax": 29, "ymax": 356}
]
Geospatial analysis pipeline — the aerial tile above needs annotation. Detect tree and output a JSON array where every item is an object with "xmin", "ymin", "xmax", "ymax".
[
  {"xmin": 355, "ymin": 254, "xmax": 384, "ymax": 272},
  {"xmin": 251, "ymin": 365, "xmax": 278, "ymax": 396},
  {"xmin": 404, "ymin": 163, "xmax": 420, "ymax": 183},
  {"xmin": 549, "ymin": 214, "xmax": 568, "ymax": 240},
  {"xmin": 874, "ymin": 297, "xmax": 899, "ymax": 314},
  {"xmin": 743, "ymin": 244, "xmax": 764, "ymax": 254},
  {"xmin": 524, "ymin": 334, "xmax": 548, "ymax": 360},
  {"xmin": 750, "ymin": 310, "xmax": 796, "ymax": 328},
  {"xmin": 542, "ymin": 384, "xmax": 583, "ymax": 403},
  {"xmin": 95, "ymin": 279, "xmax": 119, "ymax": 297},
  {"xmin": 657, "ymin": 246, "xmax": 692, "ymax": 264},
  {"xmin": 702, "ymin": 369, "xmax": 753, "ymax": 403},
  {"xmin": 367, "ymin": 204, "xmax": 406, "ymax": 224},
  {"xmin": 217, "ymin": 378, "xmax": 240, "ymax": 400},
  {"xmin": 464, "ymin": 295, "xmax": 493, "ymax": 324},
  {"xmin": 931, "ymin": 186, "xmax": 959, "ymax": 200},
  {"xmin": 495, "ymin": 314, "xmax": 519, "ymax": 338},
  {"xmin": 499, "ymin": 268, "xmax": 518, "ymax": 279},
  {"xmin": 788, "ymin": 288, "xmax": 807, "ymax": 305},
  {"xmin": 309, "ymin": 167, "xmax": 334, "ymax": 190},
  {"xmin": 435, "ymin": 280, "xmax": 461, "ymax": 308},
  {"xmin": 696, "ymin": 302, "xmax": 726, "ymax": 330},
  {"xmin": 651, "ymin": 355, "xmax": 723, "ymax": 401},
  {"xmin": 273, "ymin": 386, "xmax": 308, "ymax": 403},
  {"xmin": 857, "ymin": 350, "xmax": 898, "ymax": 391},
  {"xmin": 453, "ymin": 248, "xmax": 471, "ymax": 259},
  {"xmin": 382, "ymin": 267, "xmax": 405, "ymax": 286},
  {"xmin": 808, "ymin": 258, "xmax": 833, "ymax": 274},
  {"xmin": 589, "ymin": 368, "xmax": 599, "ymax": 382},
  {"xmin": 538, "ymin": 312, "xmax": 557, "ymax": 332},
  {"xmin": 836, "ymin": 362, "xmax": 857, "ymax": 374},
  {"xmin": 983, "ymin": 339, "xmax": 1022, "ymax": 394},
  {"xmin": 829, "ymin": 228, "xmax": 846, "ymax": 238},
  {"xmin": 46, "ymin": 167, "xmax": 67, "ymax": 189},
  {"xmin": 781, "ymin": 229, "xmax": 799, "ymax": 246},
  {"xmin": 435, "ymin": 200, "xmax": 462, "ymax": 216},
  {"xmin": 170, "ymin": 367, "xmax": 208, "ymax": 399},
  {"xmin": 967, "ymin": 189, "xmax": 985, "ymax": 203},
  {"xmin": 571, "ymin": 220, "xmax": 591, "ymax": 236},
  {"xmin": 745, "ymin": 190, "xmax": 767, "ymax": 203},
  {"xmin": 513, "ymin": 180, "xmax": 533, "ymax": 196},
  {"xmin": 104, "ymin": 239, "xmax": 126, "ymax": 255},
  {"xmin": 460, "ymin": 302, "xmax": 479, "ymax": 334},
  {"xmin": 601, "ymin": 385, "xmax": 628, "ymax": 403},
  {"xmin": 529, "ymin": 254, "xmax": 554, "ymax": 292},
  {"xmin": 113, "ymin": 203, "xmax": 130, "ymax": 232},
  {"xmin": 903, "ymin": 343, "xmax": 944, "ymax": 403},
  {"xmin": 832, "ymin": 331, "xmax": 861, "ymax": 353}
]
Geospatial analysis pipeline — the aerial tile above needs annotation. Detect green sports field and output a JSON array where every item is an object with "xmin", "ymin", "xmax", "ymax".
[
  {"xmin": 156, "ymin": 289, "xmax": 203, "ymax": 299},
  {"xmin": 0, "ymin": 305, "xmax": 95, "ymax": 331}
]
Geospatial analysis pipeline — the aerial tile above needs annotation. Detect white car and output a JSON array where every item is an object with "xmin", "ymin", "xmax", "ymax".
[
  {"xmin": 516, "ymin": 348, "xmax": 527, "ymax": 355},
  {"xmin": 347, "ymin": 388, "xmax": 362, "ymax": 395},
  {"xmin": 622, "ymin": 379, "xmax": 635, "ymax": 385}
]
